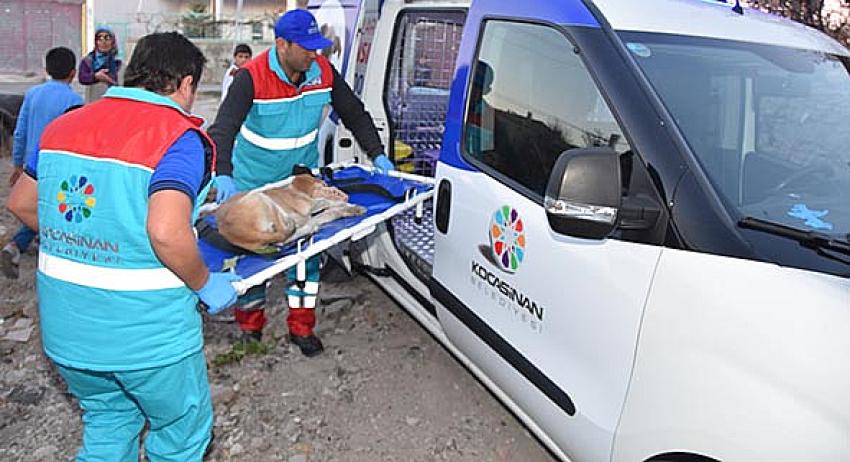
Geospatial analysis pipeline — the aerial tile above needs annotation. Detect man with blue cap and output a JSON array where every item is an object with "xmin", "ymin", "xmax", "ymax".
[{"xmin": 208, "ymin": 8, "xmax": 394, "ymax": 357}]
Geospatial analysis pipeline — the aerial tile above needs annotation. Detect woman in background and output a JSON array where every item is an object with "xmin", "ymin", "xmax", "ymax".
[{"xmin": 78, "ymin": 26, "xmax": 122, "ymax": 102}]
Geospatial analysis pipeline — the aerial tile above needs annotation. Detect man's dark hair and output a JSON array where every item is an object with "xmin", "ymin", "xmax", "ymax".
[
  {"xmin": 123, "ymin": 32, "xmax": 206, "ymax": 94},
  {"xmin": 45, "ymin": 47, "xmax": 76, "ymax": 80},
  {"xmin": 234, "ymin": 43, "xmax": 252, "ymax": 56}
]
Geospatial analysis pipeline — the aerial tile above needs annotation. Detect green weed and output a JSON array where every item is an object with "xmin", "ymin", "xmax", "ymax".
[{"xmin": 211, "ymin": 340, "xmax": 270, "ymax": 367}]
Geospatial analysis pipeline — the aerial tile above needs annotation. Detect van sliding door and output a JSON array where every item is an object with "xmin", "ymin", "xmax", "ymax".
[{"xmin": 383, "ymin": 8, "xmax": 467, "ymax": 283}]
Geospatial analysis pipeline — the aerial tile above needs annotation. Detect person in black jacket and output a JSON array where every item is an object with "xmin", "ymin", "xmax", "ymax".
[{"xmin": 208, "ymin": 9, "xmax": 393, "ymax": 357}]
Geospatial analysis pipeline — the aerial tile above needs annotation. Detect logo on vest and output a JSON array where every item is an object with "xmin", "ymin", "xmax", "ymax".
[
  {"xmin": 304, "ymin": 75, "xmax": 323, "ymax": 87},
  {"xmin": 57, "ymin": 175, "xmax": 96, "ymax": 223}
]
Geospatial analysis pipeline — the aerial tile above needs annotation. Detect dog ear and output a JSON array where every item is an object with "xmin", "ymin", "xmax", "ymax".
[
  {"xmin": 291, "ymin": 164, "xmax": 313, "ymax": 176},
  {"xmin": 291, "ymin": 174, "xmax": 324, "ymax": 195},
  {"xmin": 290, "ymin": 175, "xmax": 310, "ymax": 193}
]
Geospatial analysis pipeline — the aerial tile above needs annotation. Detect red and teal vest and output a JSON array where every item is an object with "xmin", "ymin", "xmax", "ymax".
[
  {"xmin": 35, "ymin": 87, "xmax": 215, "ymax": 371},
  {"xmin": 232, "ymin": 48, "xmax": 333, "ymax": 190}
]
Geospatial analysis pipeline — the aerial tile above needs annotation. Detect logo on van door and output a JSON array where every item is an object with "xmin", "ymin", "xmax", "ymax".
[
  {"xmin": 470, "ymin": 207, "xmax": 544, "ymax": 332},
  {"xmin": 487, "ymin": 206, "xmax": 525, "ymax": 273}
]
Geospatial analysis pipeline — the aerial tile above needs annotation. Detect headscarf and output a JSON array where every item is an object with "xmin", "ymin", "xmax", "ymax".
[{"xmin": 92, "ymin": 26, "xmax": 118, "ymax": 73}]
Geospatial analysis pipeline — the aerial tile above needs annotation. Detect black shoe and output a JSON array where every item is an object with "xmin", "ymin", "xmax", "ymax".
[
  {"xmin": 290, "ymin": 334, "xmax": 324, "ymax": 357},
  {"xmin": 0, "ymin": 246, "xmax": 19, "ymax": 280},
  {"xmin": 239, "ymin": 330, "xmax": 262, "ymax": 344}
]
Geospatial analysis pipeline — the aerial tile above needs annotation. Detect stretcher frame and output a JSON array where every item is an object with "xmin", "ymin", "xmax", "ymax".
[{"xmin": 197, "ymin": 162, "xmax": 435, "ymax": 295}]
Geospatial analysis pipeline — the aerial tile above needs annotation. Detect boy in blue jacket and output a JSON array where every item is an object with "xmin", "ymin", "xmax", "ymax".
[{"xmin": 2, "ymin": 47, "xmax": 83, "ymax": 279}]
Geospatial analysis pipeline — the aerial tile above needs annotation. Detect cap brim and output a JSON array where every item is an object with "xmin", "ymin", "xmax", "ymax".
[{"xmin": 295, "ymin": 35, "xmax": 333, "ymax": 51}]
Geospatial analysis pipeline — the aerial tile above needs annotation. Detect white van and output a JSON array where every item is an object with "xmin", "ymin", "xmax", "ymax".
[{"xmin": 330, "ymin": 0, "xmax": 850, "ymax": 460}]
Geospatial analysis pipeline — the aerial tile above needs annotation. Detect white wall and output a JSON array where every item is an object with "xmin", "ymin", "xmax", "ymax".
[{"xmin": 93, "ymin": 0, "xmax": 280, "ymax": 84}]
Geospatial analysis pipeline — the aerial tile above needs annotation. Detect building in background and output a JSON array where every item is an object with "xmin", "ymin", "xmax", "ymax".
[
  {"xmin": 0, "ymin": 0, "xmax": 293, "ymax": 78},
  {"xmin": 0, "ymin": 0, "xmax": 85, "ymax": 75},
  {"xmin": 93, "ymin": 0, "xmax": 291, "ymax": 83},
  {"xmin": 94, "ymin": 0, "xmax": 287, "ymax": 48}
]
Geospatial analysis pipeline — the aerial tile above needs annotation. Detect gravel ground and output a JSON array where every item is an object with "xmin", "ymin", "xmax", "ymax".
[{"xmin": 0, "ymin": 93, "xmax": 556, "ymax": 461}]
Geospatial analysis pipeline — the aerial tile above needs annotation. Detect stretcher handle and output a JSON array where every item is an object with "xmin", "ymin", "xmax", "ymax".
[
  {"xmin": 196, "ymin": 279, "xmax": 252, "ymax": 314},
  {"xmin": 231, "ymin": 278, "xmax": 251, "ymax": 296}
]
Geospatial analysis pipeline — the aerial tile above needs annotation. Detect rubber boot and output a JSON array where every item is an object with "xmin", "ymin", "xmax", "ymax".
[{"xmin": 287, "ymin": 308, "xmax": 323, "ymax": 357}]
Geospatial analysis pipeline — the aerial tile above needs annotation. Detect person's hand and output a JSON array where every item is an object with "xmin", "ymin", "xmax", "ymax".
[
  {"xmin": 196, "ymin": 272, "xmax": 240, "ymax": 315},
  {"xmin": 94, "ymin": 69, "xmax": 115, "ymax": 85},
  {"xmin": 372, "ymin": 154, "xmax": 395, "ymax": 175},
  {"xmin": 9, "ymin": 165, "xmax": 23, "ymax": 186},
  {"xmin": 215, "ymin": 175, "xmax": 237, "ymax": 203}
]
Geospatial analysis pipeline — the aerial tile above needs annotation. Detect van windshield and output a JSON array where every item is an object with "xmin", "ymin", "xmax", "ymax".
[{"xmin": 622, "ymin": 32, "xmax": 850, "ymax": 239}]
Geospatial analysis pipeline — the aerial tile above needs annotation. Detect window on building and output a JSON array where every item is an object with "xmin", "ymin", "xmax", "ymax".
[{"xmin": 252, "ymin": 22, "xmax": 263, "ymax": 41}]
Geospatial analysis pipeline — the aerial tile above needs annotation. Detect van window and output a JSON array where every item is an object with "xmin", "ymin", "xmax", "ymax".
[
  {"xmin": 624, "ymin": 32, "xmax": 850, "ymax": 238},
  {"xmin": 385, "ymin": 10, "xmax": 466, "ymax": 177},
  {"xmin": 463, "ymin": 21, "xmax": 630, "ymax": 198}
]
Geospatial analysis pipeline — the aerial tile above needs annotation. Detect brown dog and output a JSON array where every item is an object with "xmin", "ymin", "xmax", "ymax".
[{"xmin": 215, "ymin": 174, "xmax": 366, "ymax": 253}]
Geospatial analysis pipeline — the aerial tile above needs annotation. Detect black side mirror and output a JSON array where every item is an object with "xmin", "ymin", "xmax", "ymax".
[{"xmin": 544, "ymin": 147, "xmax": 621, "ymax": 239}]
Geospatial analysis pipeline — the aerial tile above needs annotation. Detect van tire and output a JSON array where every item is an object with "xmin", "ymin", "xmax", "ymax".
[
  {"xmin": 0, "ymin": 108, "xmax": 14, "ymax": 158},
  {"xmin": 319, "ymin": 253, "xmax": 353, "ymax": 283},
  {"xmin": 645, "ymin": 452, "xmax": 719, "ymax": 462},
  {"xmin": 324, "ymin": 136, "xmax": 334, "ymax": 166}
]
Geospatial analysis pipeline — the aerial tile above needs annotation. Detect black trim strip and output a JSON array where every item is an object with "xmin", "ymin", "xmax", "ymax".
[
  {"xmin": 429, "ymin": 278, "xmax": 576, "ymax": 416},
  {"xmin": 386, "ymin": 265, "xmax": 436, "ymax": 316}
]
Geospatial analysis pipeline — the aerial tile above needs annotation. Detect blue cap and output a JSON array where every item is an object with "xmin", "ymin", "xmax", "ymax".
[{"xmin": 274, "ymin": 9, "xmax": 333, "ymax": 51}]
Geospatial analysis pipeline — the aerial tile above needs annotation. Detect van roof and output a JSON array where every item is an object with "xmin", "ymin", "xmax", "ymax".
[{"xmin": 591, "ymin": 0, "xmax": 848, "ymax": 55}]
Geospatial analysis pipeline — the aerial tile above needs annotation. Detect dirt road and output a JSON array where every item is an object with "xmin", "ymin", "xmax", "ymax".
[{"xmin": 0, "ymin": 93, "xmax": 556, "ymax": 461}]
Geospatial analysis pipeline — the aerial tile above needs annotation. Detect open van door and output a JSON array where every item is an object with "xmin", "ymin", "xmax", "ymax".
[
  {"xmin": 430, "ymin": 2, "xmax": 663, "ymax": 460},
  {"xmin": 330, "ymin": 0, "xmax": 389, "ymax": 164},
  {"xmin": 307, "ymin": 0, "xmax": 375, "ymax": 166}
]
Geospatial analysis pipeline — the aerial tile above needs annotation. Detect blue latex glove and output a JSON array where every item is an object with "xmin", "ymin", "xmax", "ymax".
[
  {"xmin": 372, "ymin": 154, "xmax": 395, "ymax": 175},
  {"xmin": 196, "ymin": 272, "xmax": 240, "ymax": 315},
  {"xmin": 215, "ymin": 175, "xmax": 237, "ymax": 203}
]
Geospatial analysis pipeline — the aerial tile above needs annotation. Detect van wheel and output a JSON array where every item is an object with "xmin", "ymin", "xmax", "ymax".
[
  {"xmin": 0, "ymin": 110, "xmax": 13, "ymax": 158},
  {"xmin": 324, "ymin": 137, "xmax": 334, "ymax": 166},
  {"xmin": 319, "ymin": 253, "xmax": 353, "ymax": 283},
  {"xmin": 645, "ymin": 452, "xmax": 719, "ymax": 462}
]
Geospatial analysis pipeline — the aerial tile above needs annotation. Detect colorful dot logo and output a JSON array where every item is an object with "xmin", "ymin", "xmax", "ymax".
[
  {"xmin": 489, "ymin": 206, "xmax": 525, "ymax": 273},
  {"xmin": 57, "ymin": 175, "xmax": 96, "ymax": 223}
]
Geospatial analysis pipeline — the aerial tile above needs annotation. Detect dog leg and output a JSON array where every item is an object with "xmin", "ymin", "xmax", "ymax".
[
  {"xmin": 312, "ymin": 185, "xmax": 349, "ymax": 202},
  {"xmin": 309, "ymin": 203, "xmax": 367, "ymax": 228},
  {"xmin": 286, "ymin": 222, "xmax": 321, "ymax": 245},
  {"xmin": 283, "ymin": 203, "xmax": 367, "ymax": 245}
]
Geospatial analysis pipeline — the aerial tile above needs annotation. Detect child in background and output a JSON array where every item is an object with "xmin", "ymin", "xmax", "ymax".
[
  {"xmin": 221, "ymin": 43, "xmax": 252, "ymax": 102},
  {"xmin": 2, "ymin": 47, "xmax": 83, "ymax": 279}
]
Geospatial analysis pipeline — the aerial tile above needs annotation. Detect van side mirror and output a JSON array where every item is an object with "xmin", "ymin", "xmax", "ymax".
[{"xmin": 544, "ymin": 147, "xmax": 621, "ymax": 239}]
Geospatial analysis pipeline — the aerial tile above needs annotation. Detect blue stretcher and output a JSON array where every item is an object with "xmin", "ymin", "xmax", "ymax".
[{"xmin": 197, "ymin": 163, "xmax": 434, "ymax": 294}]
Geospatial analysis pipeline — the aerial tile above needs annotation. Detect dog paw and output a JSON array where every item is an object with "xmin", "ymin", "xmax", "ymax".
[{"xmin": 313, "ymin": 185, "xmax": 349, "ymax": 202}]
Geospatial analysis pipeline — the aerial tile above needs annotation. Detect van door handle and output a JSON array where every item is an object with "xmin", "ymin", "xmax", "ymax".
[{"xmin": 435, "ymin": 179, "xmax": 452, "ymax": 234}]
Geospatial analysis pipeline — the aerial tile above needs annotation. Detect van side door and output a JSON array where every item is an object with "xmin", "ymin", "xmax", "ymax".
[
  {"xmin": 331, "ymin": 0, "xmax": 387, "ymax": 164},
  {"xmin": 430, "ymin": 4, "xmax": 663, "ymax": 460}
]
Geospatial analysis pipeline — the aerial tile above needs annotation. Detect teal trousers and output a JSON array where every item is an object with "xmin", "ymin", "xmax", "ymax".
[{"xmin": 55, "ymin": 350, "xmax": 213, "ymax": 462}]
